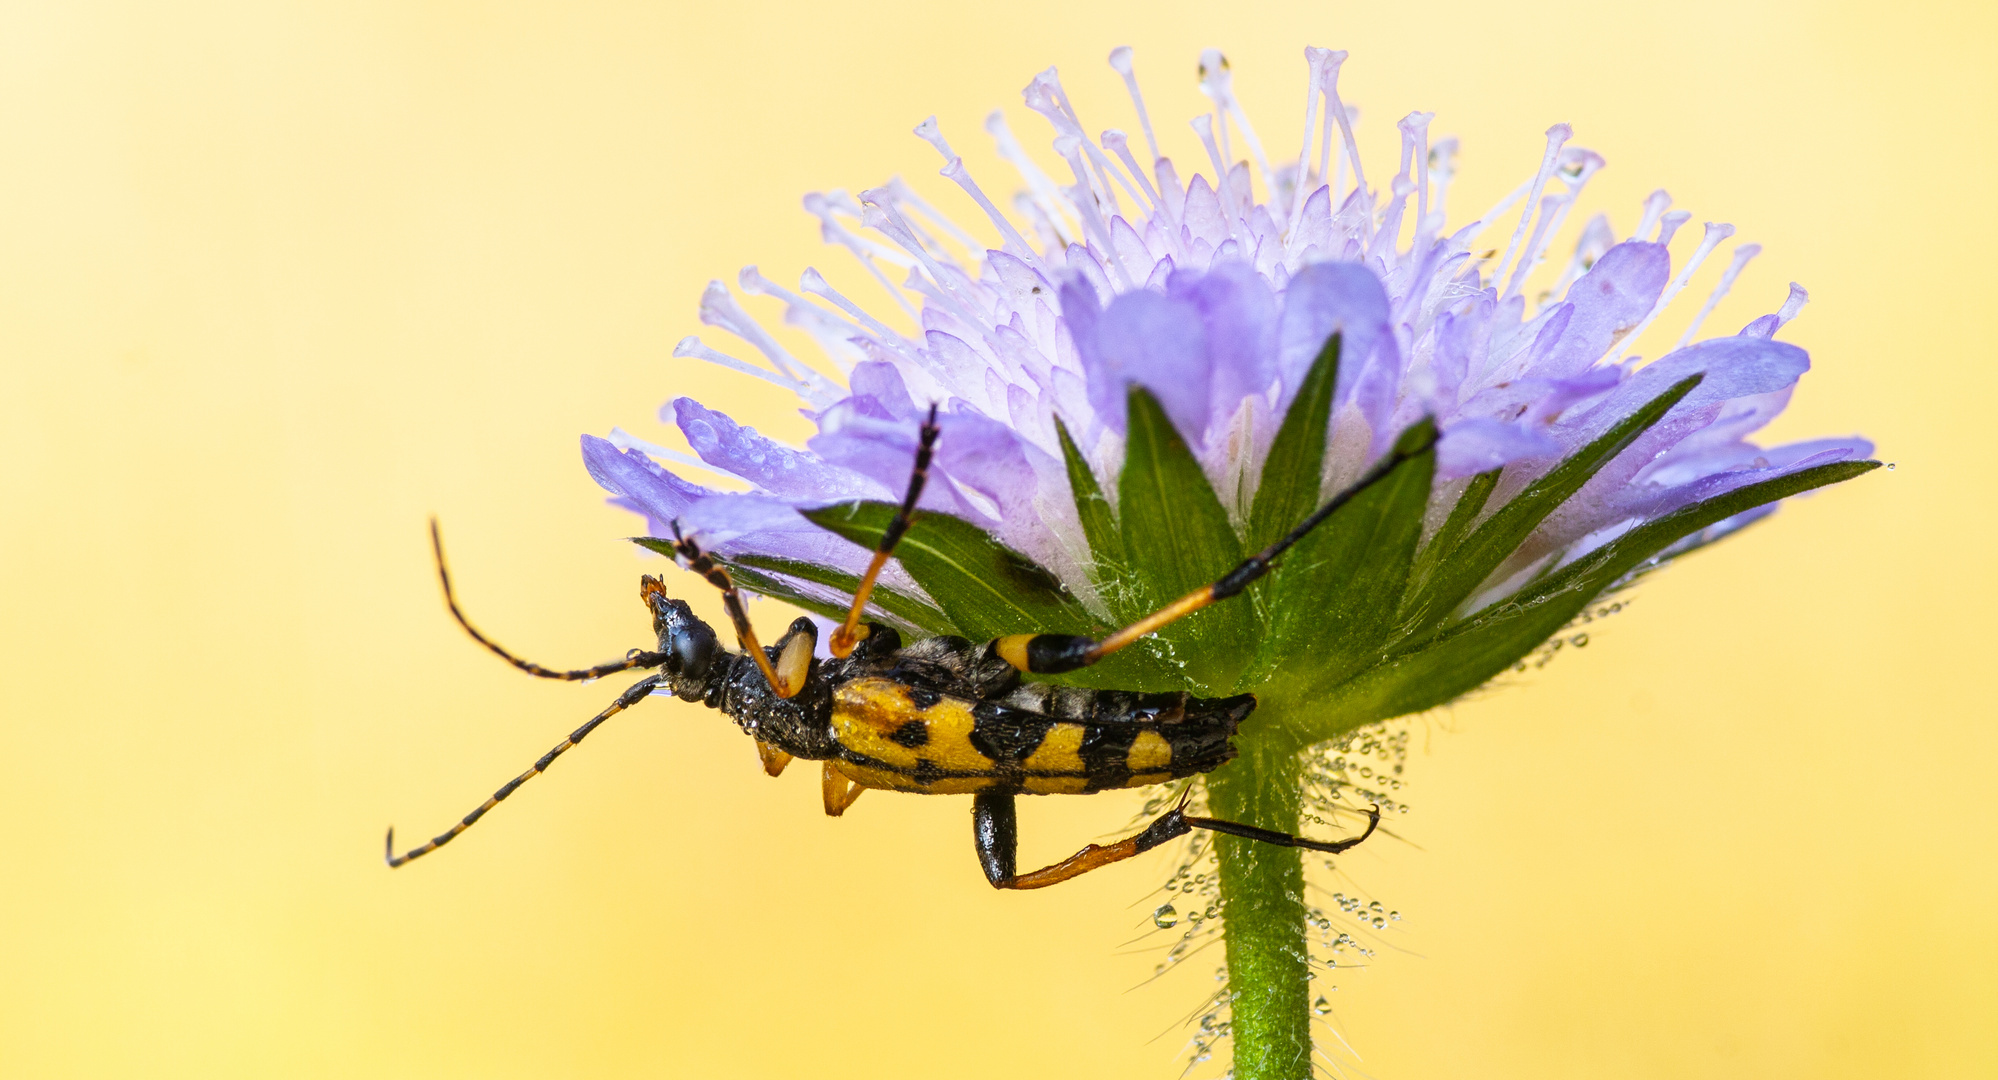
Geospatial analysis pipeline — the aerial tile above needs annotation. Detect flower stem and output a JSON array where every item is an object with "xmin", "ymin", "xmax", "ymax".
[{"xmin": 1206, "ymin": 726, "xmax": 1311, "ymax": 1080}]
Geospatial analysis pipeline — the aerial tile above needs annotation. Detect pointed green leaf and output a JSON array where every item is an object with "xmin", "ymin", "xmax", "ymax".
[
  {"xmin": 1319, "ymin": 458, "xmax": 1880, "ymax": 726},
  {"xmin": 1246, "ymin": 332, "xmax": 1340, "ymax": 551},
  {"xmin": 1405, "ymin": 468, "xmax": 1500, "ymax": 606},
  {"xmin": 1054, "ymin": 416, "xmax": 1125, "ymax": 595},
  {"xmin": 1400, "ymin": 373, "xmax": 1704, "ymax": 636},
  {"xmin": 731, "ymin": 554, "xmax": 954, "ymax": 636},
  {"xmin": 800, "ymin": 501, "xmax": 1093, "ymax": 641},
  {"xmin": 1116, "ymin": 386, "xmax": 1252, "ymax": 694},
  {"xmin": 1242, "ymin": 419, "xmax": 1437, "ymax": 693}
]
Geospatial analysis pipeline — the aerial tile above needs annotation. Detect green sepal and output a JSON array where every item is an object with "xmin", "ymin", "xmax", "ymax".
[
  {"xmin": 800, "ymin": 500, "xmax": 1094, "ymax": 642},
  {"xmin": 1399, "ymin": 373, "xmax": 1705, "ymax": 636},
  {"xmin": 1053, "ymin": 416, "xmax": 1126, "ymax": 603},
  {"xmin": 1407, "ymin": 468, "xmax": 1500, "ymax": 599},
  {"xmin": 731, "ymin": 554, "xmax": 954, "ymax": 636},
  {"xmin": 1313, "ymin": 457, "xmax": 1881, "ymax": 728},
  {"xmin": 1117, "ymin": 386, "xmax": 1252, "ymax": 694},
  {"xmin": 1245, "ymin": 332, "xmax": 1339, "ymax": 552},
  {"xmin": 1240, "ymin": 418, "xmax": 1437, "ymax": 694}
]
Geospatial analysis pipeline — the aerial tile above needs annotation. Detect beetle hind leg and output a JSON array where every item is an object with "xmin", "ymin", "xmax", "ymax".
[
  {"xmin": 971, "ymin": 793, "xmax": 1382, "ymax": 890},
  {"xmin": 972, "ymin": 791, "xmax": 1192, "ymax": 890}
]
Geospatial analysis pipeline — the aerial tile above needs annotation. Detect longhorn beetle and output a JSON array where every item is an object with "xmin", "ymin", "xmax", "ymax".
[{"xmin": 388, "ymin": 403, "xmax": 1434, "ymax": 888}]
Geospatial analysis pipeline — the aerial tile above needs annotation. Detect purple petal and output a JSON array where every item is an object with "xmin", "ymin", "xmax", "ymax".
[
  {"xmin": 1436, "ymin": 417, "xmax": 1564, "ymax": 479},
  {"xmin": 671, "ymin": 398, "xmax": 885, "ymax": 502},
  {"xmin": 582, "ymin": 434, "xmax": 716, "ymax": 528},
  {"xmin": 1564, "ymin": 335, "xmax": 1812, "ymax": 447},
  {"xmin": 930, "ymin": 409, "xmax": 1065, "ymax": 557},
  {"xmin": 806, "ymin": 410, "xmax": 990, "ymax": 523},
  {"xmin": 1276, "ymin": 261, "xmax": 1399, "ymax": 439},
  {"xmin": 848, "ymin": 360, "xmax": 918, "ymax": 421},
  {"xmin": 1532, "ymin": 241, "xmax": 1670, "ymax": 379},
  {"xmin": 1166, "ymin": 260, "xmax": 1280, "ymax": 437},
  {"xmin": 1069, "ymin": 286, "xmax": 1212, "ymax": 440},
  {"xmin": 1628, "ymin": 436, "xmax": 1874, "ymax": 510},
  {"xmin": 1181, "ymin": 174, "xmax": 1228, "ymax": 249},
  {"xmin": 1430, "ymin": 294, "xmax": 1496, "ymax": 406}
]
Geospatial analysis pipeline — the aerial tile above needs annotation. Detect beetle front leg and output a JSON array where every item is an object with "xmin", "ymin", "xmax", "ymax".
[{"xmin": 755, "ymin": 740, "xmax": 793, "ymax": 777}]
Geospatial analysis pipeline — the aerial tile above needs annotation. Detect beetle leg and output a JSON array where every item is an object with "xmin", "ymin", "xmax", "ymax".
[
  {"xmin": 755, "ymin": 740, "xmax": 793, "ymax": 778},
  {"xmin": 1185, "ymin": 804, "xmax": 1381, "ymax": 855},
  {"xmin": 972, "ymin": 793, "xmax": 1383, "ymax": 890},
  {"xmin": 829, "ymin": 403, "xmax": 940, "ymax": 659},
  {"xmin": 821, "ymin": 761, "xmax": 865, "ymax": 817},
  {"xmin": 973, "ymin": 790, "xmax": 1190, "ymax": 890},
  {"xmin": 769, "ymin": 618, "xmax": 818, "ymax": 699},
  {"xmin": 667, "ymin": 523, "xmax": 797, "ymax": 698},
  {"xmin": 991, "ymin": 425, "xmax": 1440, "ymax": 676}
]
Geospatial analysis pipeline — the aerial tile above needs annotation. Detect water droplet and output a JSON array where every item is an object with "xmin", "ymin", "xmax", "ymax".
[
  {"xmin": 1571, "ymin": 632, "xmax": 1590, "ymax": 647},
  {"xmin": 1886, "ymin": 462, "xmax": 1896, "ymax": 470},
  {"xmin": 1313, "ymin": 995, "xmax": 1333, "ymax": 1015},
  {"xmin": 1389, "ymin": 910, "xmax": 1402, "ymax": 921},
  {"xmin": 1153, "ymin": 903, "xmax": 1179, "ymax": 929},
  {"xmin": 1369, "ymin": 900, "xmax": 1384, "ymax": 913},
  {"xmin": 1372, "ymin": 917, "xmax": 1387, "ymax": 929},
  {"xmin": 1187, "ymin": 907, "xmax": 1205, "ymax": 924}
]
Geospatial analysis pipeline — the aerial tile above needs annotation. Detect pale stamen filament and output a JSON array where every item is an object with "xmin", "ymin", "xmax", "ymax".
[
  {"xmin": 1632, "ymin": 189, "xmax": 1673, "ymax": 244},
  {"xmin": 1492, "ymin": 123, "xmax": 1572, "ymax": 296},
  {"xmin": 1106, "ymin": 46, "xmax": 1162, "ymax": 164},
  {"xmin": 1285, "ymin": 48, "xmax": 1333, "ymax": 238},
  {"xmin": 985, "ymin": 110, "xmax": 1077, "ymax": 244},
  {"xmin": 1199, "ymin": 49, "xmax": 1277, "ymax": 216},
  {"xmin": 1674, "ymin": 242, "xmax": 1762, "ymax": 347},
  {"xmin": 1321, "ymin": 52, "xmax": 1370, "ymax": 218},
  {"xmin": 673, "ymin": 336, "xmax": 816, "ymax": 397},
  {"xmin": 1655, "ymin": 210, "xmax": 1692, "ymax": 246}
]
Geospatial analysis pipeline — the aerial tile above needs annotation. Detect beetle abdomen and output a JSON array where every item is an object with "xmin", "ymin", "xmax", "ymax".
[{"xmin": 829, "ymin": 676, "xmax": 1250, "ymax": 795}]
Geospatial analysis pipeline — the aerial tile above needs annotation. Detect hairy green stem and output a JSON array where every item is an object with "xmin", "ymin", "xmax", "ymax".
[{"xmin": 1205, "ymin": 724, "xmax": 1311, "ymax": 1080}]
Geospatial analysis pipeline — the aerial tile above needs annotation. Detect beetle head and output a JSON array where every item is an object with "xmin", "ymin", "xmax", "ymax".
[{"xmin": 640, "ymin": 575, "xmax": 720, "ymax": 700}]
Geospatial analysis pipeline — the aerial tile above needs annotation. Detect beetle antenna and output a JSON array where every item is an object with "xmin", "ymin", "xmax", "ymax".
[
  {"xmin": 430, "ymin": 517, "xmax": 662, "ymax": 681},
  {"xmin": 386, "ymin": 674, "xmax": 662, "ymax": 868}
]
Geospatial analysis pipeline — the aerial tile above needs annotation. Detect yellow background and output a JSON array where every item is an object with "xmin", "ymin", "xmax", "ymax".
[{"xmin": 1, "ymin": 1, "xmax": 1990, "ymax": 1077}]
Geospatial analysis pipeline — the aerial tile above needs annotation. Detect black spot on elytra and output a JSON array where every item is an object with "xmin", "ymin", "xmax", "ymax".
[
  {"xmin": 889, "ymin": 721, "xmax": 929, "ymax": 748},
  {"xmin": 968, "ymin": 702, "xmax": 1053, "ymax": 763},
  {"xmin": 1079, "ymin": 723, "xmax": 1142, "ymax": 792},
  {"xmin": 912, "ymin": 758, "xmax": 944, "ymax": 785},
  {"xmin": 905, "ymin": 687, "xmax": 943, "ymax": 709}
]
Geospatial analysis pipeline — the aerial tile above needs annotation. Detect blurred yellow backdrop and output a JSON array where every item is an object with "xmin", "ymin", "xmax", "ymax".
[{"xmin": 1, "ymin": 1, "xmax": 1990, "ymax": 1077}]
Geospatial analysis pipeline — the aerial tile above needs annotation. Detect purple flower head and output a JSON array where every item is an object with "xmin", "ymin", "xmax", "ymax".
[{"xmin": 589, "ymin": 47, "xmax": 1874, "ymax": 718}]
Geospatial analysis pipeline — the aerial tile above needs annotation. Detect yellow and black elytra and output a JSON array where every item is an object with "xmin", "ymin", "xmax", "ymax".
[{"xmin": 388, "ymin": 404, "xmax": 1430, "ymax": 887}]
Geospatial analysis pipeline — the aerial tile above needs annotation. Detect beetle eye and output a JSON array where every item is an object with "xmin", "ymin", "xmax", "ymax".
[{"xmin": 666, "ymin": 618, "xmax": 718, "ymax": 681}]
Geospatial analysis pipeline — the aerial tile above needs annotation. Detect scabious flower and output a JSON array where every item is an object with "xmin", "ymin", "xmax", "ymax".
[
  {"xmin": 585, "ymin": 45, "xmax": 1872, "ymax": 727},
  {"xmin": 582, "ymin": 46, "xmax": 1874, "ymax": 1080}
]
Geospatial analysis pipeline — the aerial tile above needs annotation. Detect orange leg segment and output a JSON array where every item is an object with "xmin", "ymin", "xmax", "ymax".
[
  {"xmin": 755, "ymin": 740, "xmax": 793, "ymax": 778},
  {"xmin": 821, "ymin": 762, "xmax": 865, "ymax": 817}
]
